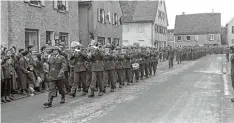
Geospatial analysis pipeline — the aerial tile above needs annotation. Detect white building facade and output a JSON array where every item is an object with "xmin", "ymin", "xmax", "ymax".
[
  {"xmin": 120, "ymin": 1, "xmax": 168, "ymax": 47},
  {"xmin": 227, "ymin": 17, "xmax": 234, "ymax": 46}
]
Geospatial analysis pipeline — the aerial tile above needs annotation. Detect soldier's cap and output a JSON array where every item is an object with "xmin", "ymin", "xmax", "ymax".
[
  {"xmin": 22, "ymin": 50, "xmax": 29, "ymax": 56},
  {"xmin": 18, "ymin": 49, "xmax": 24, "ymax": 53},
  {"xmin": 27, "ymin": 45, "xmax": 34, "ymax": 49},
  {"xmin": 121, "ymin": 46, "xmax": 128, "ymax": 49}
]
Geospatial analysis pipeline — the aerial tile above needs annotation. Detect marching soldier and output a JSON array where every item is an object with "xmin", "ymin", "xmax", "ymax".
[
  {"xmin": 122, "ymin": 46, "xmax": 133, "ymax": 85},
  {"xmin": 44, "ymin": 46, "xmax": 66, "ymax": 107},
  {"xmin": 88, "ymin": 41, "xmax": 105, "ymax": 97},
  {"xmin": 115, "ymin": 46, "xmax": 124, "ymax": 88},
  {"xmin": 225, "ymin": 47, "xmax": 231, "ymax": 62},
  {"xmin": 151, "ymin": 47, "xmax": 159, "ymax": 75},
  {"xmin": 168, "ymin": 46, "xmax": 175, "ymax": 69},
  {"xmin": 69, "ymin": 43, "xmax": 88, "ymax": 97},
  {"xmin": 104, "ymin": 43, "xmax": 116, "ymax": 92},
  {"xmin": 144, "ymin": 47, "xmax": 150, "ymax": 78},
  {"xmin": 131, "ymin": 46, "xmax": 140, "ymax": 82},
  {"xmin": 139, "ymin": 47, "xmax": 146, "ymax": 80}
]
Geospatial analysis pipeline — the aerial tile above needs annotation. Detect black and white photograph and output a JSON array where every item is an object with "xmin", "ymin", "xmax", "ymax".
[{"xmin": 1, "ymin": 0, "xmax": 234, "ymax": 123}]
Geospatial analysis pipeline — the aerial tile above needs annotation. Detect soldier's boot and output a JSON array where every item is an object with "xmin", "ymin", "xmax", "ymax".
[
  {"xmin": 110, "ymin": 88, "xmax": 114, "ymax": 92},
  {"xmin": 98, "ymin": 91, "xmax": 103, "ymax": 96},
  {"xmin": 102, "ymin": 87, "xmax": 106, "ymax": 93},
  {"xmin": 60, "ymin": 96, "xmax": 65, "ymax": 104},
  {"xmin": 80, "ymin": 91, "xmax": 86, "ymax": 96},
  {"xmin": 69, "ymin": 89, "xmax": 76, "ymax": 97},
  {"xmin": 88, "ymin": 89, "xmax": 95, "ymax": 98},
  {"xmin": 231, "ymin": 98, "xmax": 234, "ymax": 102},
  {"xmin": 1, "ymin": 97, "xmax": 7, "ymax": 103},
  {"xmin": 5, "ymin": 96, "xmax": 11, "ymax": 102},
  {"xmin": 44, "ymin": 97, "xmax": 53, "ymax": 107},
  {"xmin": 77, "ymin": 88, "xmax": 81, "ymax": 92}
]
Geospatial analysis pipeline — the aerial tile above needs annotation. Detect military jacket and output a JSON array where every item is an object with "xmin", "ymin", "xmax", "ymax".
[{"xmin": 48, "ymin": 54, "xmax": 66, "ymax": 81}]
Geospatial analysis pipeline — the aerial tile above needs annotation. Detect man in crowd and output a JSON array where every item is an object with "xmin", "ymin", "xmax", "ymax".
[{"xmin": 44, "ymin": 46, "xmax": 66, "ymax": 108}]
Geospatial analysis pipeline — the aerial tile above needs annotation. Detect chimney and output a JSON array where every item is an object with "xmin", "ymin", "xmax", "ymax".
[
  {"xmin": 182, "ymin": 12, "xmax": 185, "ymax": 15},
  {"xmin": 212, "ymin": 9, "xmax": 214, "ymax": 13}
]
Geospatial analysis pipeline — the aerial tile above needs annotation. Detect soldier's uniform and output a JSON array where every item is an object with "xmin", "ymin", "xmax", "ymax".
[
  {"xmin": 230, "ymin": 54, "xmax": 234, "ymax": 102},
  {"xmin": 88, "ymin": 43, "xmax": 105, "ymax": 97},
  {"xmin": 131, "ymin": 46, "xmax": 140, "ymax": 82},
  {"xmin": 122, "ymin": 46, "xmax": 133, "ymax": 85},
  {"xmin": 139, "ymin": 47, "xmax": 146, "ymax": 79},
  {"xmin": 151, "ymin": 48, "xmax": 159, "ymax": 75},
  {"xmin": 104, "ymin": 44, "xmax": 116, "ymax": 92},
  {"xmin": 70, "ymin": 44, "xmax": 88, "ymax": 97},
  {"xmin": 44, "ymin": 46, "xmax": 66, "ymax": 107},
  {"xmin": 144, "ymin": 48, "xmax": 150, "ymax": 78},
  {"xmin": 115, "ymin": 46, "xmax": 124, "ymax": 88},
  {"xmin": 225, "ymin": 47, "xmax": 230, "ymax": 62},
  {"xmin": 168, "ymin": 47, "xmax": 174, "ymax": 69}
]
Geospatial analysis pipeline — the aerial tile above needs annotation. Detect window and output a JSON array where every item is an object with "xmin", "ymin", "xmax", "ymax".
[
  {"xmin": 113, "ymin": 38, "xmax": 119, "ymax": 46},
  {"xmin": 59, "ymin": 32, "xmax": 69, "ymax": 48},
  {"xmin": 54, "ymin": 0, "xmax": 68, "ymax": 12},
  {"xmin": 177, "ymin": 36, "xmax": 182, "ymax": 41},
  {"xmin": 97, "ymin": 37, "xmax": 105, "ymax": 45},
  {"xmin": 232, "ymin": 26, "xmax": 234, "ymax": 34},
  {"xmin": 106, "ymin": 12, "xmax": 111, "ymax": 24},
  {"xmin": 25, "ymin": 0, "xmax": 45, "ymax": 7},
  {"xmin": 209, "ymin": 34, "xmax": 214, "ymax": 40},
  {"xmin": 100, "ymin": 9, "xmax": 105, "ymax": 23},
  {"xmin": 46, "ymin": 31, "xmax": 54, "ymax": 46},
  {"xmin": 114, "ymin": 13, "xmax": 118, "ymax": 26},
  {"xmin": 138, "ymin": 25, "xmax": 144, "ymax": 33},
  {"xmin": 155, "ymin": 25, "xmax": 158, "ymax": 33},
  {"xmin": 186, "ymin": 36, "xmax": 191, "ymax": 41},
  {"xmin": 108, "ymin": 38, "xmax": 111, "ymax": 44},
  {"xmin": 25, "ymin": 29, "xmax": 39, "ymax": 52},
  {"xmin": 195, "ymin": 35, "xmax": 198, "ymax": 41}
]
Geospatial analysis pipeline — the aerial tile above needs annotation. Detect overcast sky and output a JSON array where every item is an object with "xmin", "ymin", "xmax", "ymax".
[{"xmin": 165, "ymin": 0, "xmax": 234, "ymax": 29}]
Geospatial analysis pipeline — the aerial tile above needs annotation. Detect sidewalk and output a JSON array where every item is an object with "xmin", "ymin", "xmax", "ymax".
[{"xmin": 221, "ymin": 59, "xmax": 234, "ymax": 123}]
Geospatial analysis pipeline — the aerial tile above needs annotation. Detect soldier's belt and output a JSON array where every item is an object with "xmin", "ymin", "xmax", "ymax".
[{"xmin": 93, "ymin": 60, "xmax": 103, "ymax": 63}]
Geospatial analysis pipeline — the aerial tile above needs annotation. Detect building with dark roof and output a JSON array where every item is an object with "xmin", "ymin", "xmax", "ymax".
[
  {"xmin": 174, "ymin": 12, "xmax": 221, "ymax": 46},
  {"xmin": 120, "ymin": 0, "xmax": 169, "ymax": 47}
]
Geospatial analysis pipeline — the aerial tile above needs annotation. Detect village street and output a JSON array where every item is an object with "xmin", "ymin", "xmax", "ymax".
[{"xmin": 1, "ymin": 54, "xmax": 234, "ymax": 123}]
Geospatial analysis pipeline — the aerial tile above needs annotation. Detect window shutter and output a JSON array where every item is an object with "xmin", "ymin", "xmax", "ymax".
[
  {"xmin": 112, "ymin": 13, "xmax": 115, "ymax": 25},
  {"xmin": 108, "ymin": 12, "xmax": 111, "ymax": 24},
  {"xmin": 24, "ymin": 0, "xmax": 30, "ymax": 3},
  {"xmin": 66, "ymin": 0, "xmax": 69, "ymax": 11},
  {"xmin": 41, "ymin": 0, "xmax": 45, "ymax": 6},
  {"xmin": 116, "ymin": 14, "xmax": 118, "ymax": 26},
  {"xmin": 54, "ymin": 0, "xmax": 58, "ymax": 9},
  {"xmin": 97, "ymin": 8, "xmax": 100, "ymax": 22},
  {"xmin": 103, "ymin": 10, "xmax": 105, "ymax": 23}
]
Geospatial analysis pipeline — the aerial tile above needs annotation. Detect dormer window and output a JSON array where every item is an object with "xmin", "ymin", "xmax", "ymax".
[{"xmin": 209, "ymin": 34, "xmax": 214, "ymax": 41}]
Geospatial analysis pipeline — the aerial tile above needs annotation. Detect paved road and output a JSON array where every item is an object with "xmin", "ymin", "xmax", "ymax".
[{"xmin": 2, "ymin": 55, "xmax": 233, "ymax": 123}]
